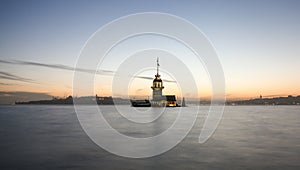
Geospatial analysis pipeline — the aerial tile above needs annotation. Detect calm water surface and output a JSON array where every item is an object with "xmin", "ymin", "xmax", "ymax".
[{"xmin": 0, "ymin": 105, "xmax": 299, "ymax": 169}]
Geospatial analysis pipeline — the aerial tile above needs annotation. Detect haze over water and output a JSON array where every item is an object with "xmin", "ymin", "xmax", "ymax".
[{"xmin": 0, "ymin": 105, "xmax": 299, "ymax": 169}]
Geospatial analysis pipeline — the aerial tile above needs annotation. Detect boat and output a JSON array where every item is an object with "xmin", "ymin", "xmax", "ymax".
[{"xmin": 130, "ymin": 99, "xmax": 151, "ymax": 107}]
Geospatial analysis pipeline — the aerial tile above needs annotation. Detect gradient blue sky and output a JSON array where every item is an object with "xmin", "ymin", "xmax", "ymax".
[{"xmin": 0, "ymin": 0, "xmax": 300, "ymax": 103}]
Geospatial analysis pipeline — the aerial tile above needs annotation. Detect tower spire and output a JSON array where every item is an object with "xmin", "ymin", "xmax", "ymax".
[{"xmin": 156, "ymin": 57, "xmax": 160, "ymax": 76}]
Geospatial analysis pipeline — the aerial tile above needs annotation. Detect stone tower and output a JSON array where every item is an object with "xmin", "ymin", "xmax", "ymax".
[{"xmin": 151, "ymin": 58, "xmax": 164, "ymax": 101}]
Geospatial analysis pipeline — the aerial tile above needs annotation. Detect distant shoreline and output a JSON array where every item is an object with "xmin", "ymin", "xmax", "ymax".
[
  {"xmin": 12, "ymin": 95, "xmax": 300, "ymax": 106},
  {"xmin": 226, "ymin": 95, "xmax": 300, "ymax": 106}
]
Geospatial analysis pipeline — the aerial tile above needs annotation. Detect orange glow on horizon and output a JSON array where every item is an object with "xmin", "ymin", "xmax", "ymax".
[
  {"xmin": 1, "ymin": 76, "xmax": 299, "ymax": 100},
  {"xmin": 1, "ymin": 84, "xmax": 299, "ymax": 100}
]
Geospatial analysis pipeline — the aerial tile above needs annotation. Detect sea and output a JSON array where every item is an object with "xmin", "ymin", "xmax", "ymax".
[{"xmin": 0, "ymin": 105, "xmax": 299, "ymax": 170}]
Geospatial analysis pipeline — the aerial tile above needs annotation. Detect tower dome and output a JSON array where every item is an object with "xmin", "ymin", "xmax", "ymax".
[{"xmin": 153, "ymin": 75, "xmax": 162, "ymax": 82}]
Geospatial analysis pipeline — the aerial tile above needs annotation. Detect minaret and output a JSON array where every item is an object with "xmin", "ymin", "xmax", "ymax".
[{"xmin": 151, "ymin": 57, "xmax": 164, "ymax": 101}]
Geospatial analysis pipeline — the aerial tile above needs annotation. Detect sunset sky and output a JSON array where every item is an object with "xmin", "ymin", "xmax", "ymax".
[{"xmin": 1, "ymin": 0, "xmax": 300, "ymax": 104}]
